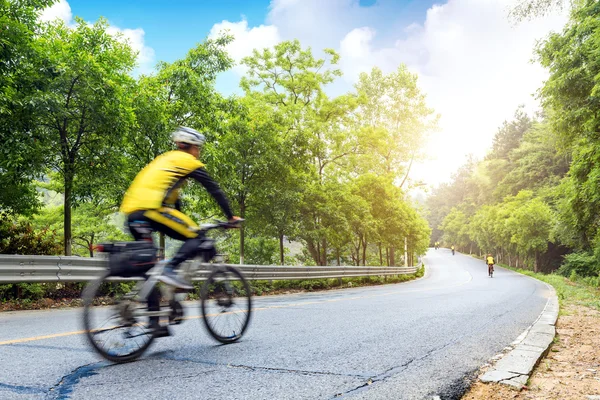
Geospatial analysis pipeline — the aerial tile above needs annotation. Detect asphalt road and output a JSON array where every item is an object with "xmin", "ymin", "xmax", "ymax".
[{"xmin": 0, "ymin": 249, "xmax": 551, "ymax": 400}]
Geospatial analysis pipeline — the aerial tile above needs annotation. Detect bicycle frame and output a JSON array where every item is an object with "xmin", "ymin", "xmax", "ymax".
[{"xmin": 124, "ymin": 256, "xmax": 226, "ymax": 319}]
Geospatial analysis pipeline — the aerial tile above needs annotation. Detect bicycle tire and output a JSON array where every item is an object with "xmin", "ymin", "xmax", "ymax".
[
  {"xmin": 200, "ymin": 265, "xmax": 252, "ymax": 344},
  {"xmin": 82, "ymin": 274, "xmax": 156, "ymax": 363}
]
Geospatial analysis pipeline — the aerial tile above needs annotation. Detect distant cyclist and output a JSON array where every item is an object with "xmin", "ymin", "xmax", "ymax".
[
  {"xmin": 486, "ymin": 254, "xmax": 495, "ymax": 277},
  {"xmin": 451, "ymin": 245, "xmax": 455, "ymax": 255}
]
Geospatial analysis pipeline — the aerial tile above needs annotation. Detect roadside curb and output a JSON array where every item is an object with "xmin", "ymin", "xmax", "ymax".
[{"xmin": 479, "ymin": 281, "xmax": 559, "ymax": 389}]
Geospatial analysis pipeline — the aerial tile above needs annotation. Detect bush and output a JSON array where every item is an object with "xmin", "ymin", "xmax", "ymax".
[
  {"xmin": 557, "ymin": 252, "xmax": 598, "ymax": 278},
  {"xmin": 0, "ymin": 212, "xmax": 62, "ymax": 255}
]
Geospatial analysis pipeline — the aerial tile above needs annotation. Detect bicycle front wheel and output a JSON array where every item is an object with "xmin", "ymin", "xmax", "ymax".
[
  {"xmin": 82, "ymin": 275, "xmax": 157, "ymax": 363},
  {"xmin": 200, "ymin": 266, "xmax": 252, "ymax": 344}
]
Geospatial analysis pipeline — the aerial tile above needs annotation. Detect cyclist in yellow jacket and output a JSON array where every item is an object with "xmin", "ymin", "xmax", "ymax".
[
  {"xmin": 121, "ymin": 127, "xmax": 240, "ymax": 290},
  {"xmin": 486, "ymin": 254, "xmax": 495, "ymax": 277}
]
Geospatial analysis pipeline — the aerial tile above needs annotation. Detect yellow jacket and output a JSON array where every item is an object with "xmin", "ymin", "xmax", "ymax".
[{"xmin": 120, "ymin": 150, "xmax": 233, "ymax": 219}]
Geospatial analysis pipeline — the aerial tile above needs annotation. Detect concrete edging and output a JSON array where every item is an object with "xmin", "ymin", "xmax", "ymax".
[{"xmin": 479, "ymin": 281, "xmax": 559, "ymax": 389}]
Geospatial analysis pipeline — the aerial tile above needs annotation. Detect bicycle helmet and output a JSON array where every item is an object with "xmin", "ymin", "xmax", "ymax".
[{"xmin": 171, "ymin": 126, "xmax": 205, "ymax": 146}]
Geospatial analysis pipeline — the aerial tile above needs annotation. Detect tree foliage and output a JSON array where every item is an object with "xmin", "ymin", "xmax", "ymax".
[
  {"xmin": 2, "ymin": 3, "xmax": 433, "ymax": 269},
  {"xmin": 0, "ymin": 0, "xmax": 56, "ymax": 215},
  {"xmin": 428, "ymin": 109, "xmax": 566, "ymax": 272}
]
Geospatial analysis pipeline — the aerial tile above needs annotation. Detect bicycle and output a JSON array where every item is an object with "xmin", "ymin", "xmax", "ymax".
[
  {"xmin": 81, "ymin": 220, "xmax": 252, "ymax": 363},
  {"xmin": 488, "ymin": 263, "xmax": 494, "ymax": 278}
]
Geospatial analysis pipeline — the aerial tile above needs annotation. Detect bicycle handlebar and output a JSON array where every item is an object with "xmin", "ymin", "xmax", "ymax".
[{"xmin": 196, "ymin": 218, "xmax": 244, "ymax": 233}]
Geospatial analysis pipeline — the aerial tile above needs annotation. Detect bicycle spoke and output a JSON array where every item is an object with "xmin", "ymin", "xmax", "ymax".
[
  {"xmin": 83, "ymin": 276, "xmax": 157, "ymax": 362},
  {"xmin": 201, "ymin": 266, "xmax": 252, "ymax": 343}
]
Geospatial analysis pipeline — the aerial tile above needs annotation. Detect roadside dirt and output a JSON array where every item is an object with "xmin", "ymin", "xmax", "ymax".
[{"xmin": 463, "ymin": 304, "xmax": 600, "ymax": 399}]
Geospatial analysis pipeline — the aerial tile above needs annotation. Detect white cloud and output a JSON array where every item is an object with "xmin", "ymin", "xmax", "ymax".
[
  {"xmin": 267, "ymin": 0, "xmax": 382, "ymax": 50},
  {"xmin": 208, "ymin": 18, "xmax": 280, "ymax": 73},
  {"xmin": 106, "ymin": 26, "xmax": 156, "ymax": 74},
  {"xmin": 39, "ymin": 0, "xmax": 155, "ymax": 75},
  {"xmin": 39, "ymin": 0, "xmax": 72, "ymax": 23},
  {"xmin": 263, "ymin": 0, "xmax": 569, "ymax": 186}
]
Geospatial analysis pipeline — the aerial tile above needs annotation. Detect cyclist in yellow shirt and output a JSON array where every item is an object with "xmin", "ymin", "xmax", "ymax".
[
  {"xmin": 486, "ymin": 254, "xmax": 495, "ymax": 277},
  {"xmin": 121, "ymin": 127, "xmax": 241, "ymax": 290},
  {"xmin": 451, "ymin": 245, "xmax": 455, "ymax": 255}
]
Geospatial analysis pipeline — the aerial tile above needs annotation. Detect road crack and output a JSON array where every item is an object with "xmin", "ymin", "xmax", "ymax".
[
  {"xmin": 330, "ymin": 341, "xmax": 457, "ymax": 399},
  {"xmin": 0, "ymin": 382, "xmax": 47, "ymax": 396},
  {"xmin": 153, "ymin": 353, "xmax": 371, "ymax": 379},
  {"xmin": 45, "ymin": 361, "xmax": 108, "ymax": 400}
]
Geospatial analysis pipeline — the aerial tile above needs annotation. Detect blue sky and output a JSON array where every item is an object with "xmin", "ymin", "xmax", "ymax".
[
  {"xmin": 64, "ymin": 0, "xmax": 271, "ymax": 66},
  {"xmin": 41, "ymin": 0, "xmax": 568, "ymax": 186},
  {"xmin": 63, "ymin": 0, "xmax": 436, "ymax": 70}
]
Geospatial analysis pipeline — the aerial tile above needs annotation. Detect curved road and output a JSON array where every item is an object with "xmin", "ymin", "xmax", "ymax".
[{"xmin": 0, "ymin": 249, "xmax": 551, "ymax": 400}]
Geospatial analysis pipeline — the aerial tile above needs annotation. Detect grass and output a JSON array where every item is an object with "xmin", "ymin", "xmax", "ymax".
[
  {"xmin": 245, "ymin": 265, "xmax": 425, "ymax": 296},
  {"xmin": 497, "ymin": 263, "xmax": 600, "ymax": 310}
]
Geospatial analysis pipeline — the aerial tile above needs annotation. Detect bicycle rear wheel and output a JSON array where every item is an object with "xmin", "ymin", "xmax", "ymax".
[
  {"xmin": 82, "ymin": 275, "xmax": 157, "ymax": 363},
  {"xmin": 200, "ymin": 266, "xmax": 252, "ymax": 344}
]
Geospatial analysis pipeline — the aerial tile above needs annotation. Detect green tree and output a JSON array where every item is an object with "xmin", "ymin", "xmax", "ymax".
[
  {"xmin": 240, "ymin": 40, "xmax": 343, "ymax": 265},
  {"xmin": 488, "ymin": 106, "xmax": 532, "ymax": 160},
  {"xmin": 208, "ymin": 96, "xmax": 286, "ymax": 263},
  {"xmin": 510, "ymin": 0, "xmax": 576, "ymax": 20},
  {"xmin": 32, "ymin": 204, "xmax": 128, "ymax": 257},
  {"xmin": 33, "ymin": 18, "xmax": 137, "ymax": 255},
  {"xmin": 354, "ymin": 66, "xmax": 438, "ymax": 183},
  {"xmin": 505, "ymin": 192, "xmax": 555, "ymax": 271},
  {"xmin": 0, "ymin": 0, "xmax": 55, "ymax": 214},
  {"xmin": 439, "ymin": 208, "xmax": 471, "ymax": 251},
  {"xmin": 536, "ymin": 0, "xmax": 600, "ymax": 257}
]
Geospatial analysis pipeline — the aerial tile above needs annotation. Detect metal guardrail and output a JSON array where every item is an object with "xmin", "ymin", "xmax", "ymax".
[{"xmin": 0, "ymin": 255, "xmax": 418, "ymax": 283}]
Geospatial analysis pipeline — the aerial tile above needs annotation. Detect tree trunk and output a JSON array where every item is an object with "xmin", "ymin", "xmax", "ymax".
[
  {"xmin": 336, "ymin": 248, "xmax": 341, "ymax": 266},
  {"xmin": 64, "ymin": 181, "xmax": 72, "ymax": 256},
  {"xmin": 88, "ymin": 233, "xmax": 94, "ymax": 257},
  {"xmin": 306, "ymin": 238, "xmax": 320, "ymax": 265},
  {"xmin": 321, "ymin": 238, "xmax": 327, "ymax": 266},
  {"xmin": 316, "ymin": 240, "xmax": 321, "ymax": 266},
  {"xmin": 354, "ymin": 237, "xmax": 362, "ymax": 266},
  {"xmin": 361, "ymin": 234, "xmax": 367, "ymax": 266},
  {"xmin": 159, "ymin": 233, "xmax": 165, "ymax": 260},
  {"xmin": 379, "ymin": 243, "xmax": 383, "ymax": 266},
  {"xmin": 240, "ymin": 202, "xmax": 245, "ymax": 264},
  {"xmin": 386, "ymin": 247, "xmax": 389, "ymax": 266},
  {"xmin": 390, "ymin": 246, "xmax": 395, "ymax": 266},
  {"xmin": 279, "ymin": 232, "xmax": 284, "ymax": 265}
]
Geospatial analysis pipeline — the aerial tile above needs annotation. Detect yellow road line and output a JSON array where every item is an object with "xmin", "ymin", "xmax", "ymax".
[
  {"xmin": 0, "ymin": 330, "xmax": 88, "ymax": 346},
  {"xmin": 0, "ymin": 272, "xmax": 473, "ymax": 346}
]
